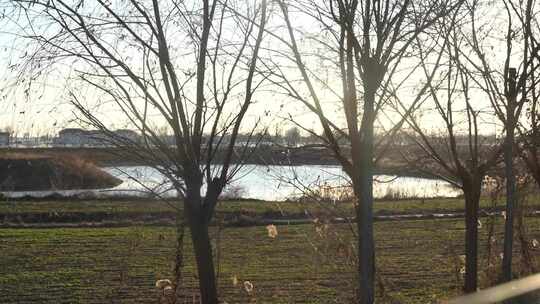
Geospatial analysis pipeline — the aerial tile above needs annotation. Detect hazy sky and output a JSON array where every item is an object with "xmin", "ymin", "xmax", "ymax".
[{"xmin": 0, "ymin": 0, "xmax": 520, "ymax": 137}]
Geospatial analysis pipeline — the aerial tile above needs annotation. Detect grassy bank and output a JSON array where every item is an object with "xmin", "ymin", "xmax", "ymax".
[
  {"xmin": 1, "ymin": 196, "xmax": 539, "ymax": 226},
  {"xmin": 1, "ymin": 217, "xmax": 540, "ymax": 303}
]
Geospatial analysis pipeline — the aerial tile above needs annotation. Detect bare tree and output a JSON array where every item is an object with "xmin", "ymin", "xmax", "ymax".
[
  {"xmin": 455, "ymin": 0, "xmax": 538, "ymax": 283},
  {"xmin": 398, "ymin": 12, "xmax": 501, "ymax": 291},
  {"xmin": 514, "ymin": 2, "xmax": 540, "ymax": 191},
  {"xmin": 284, "ymin": 126, "xmax": 301, "ymax": 147},
  {"xmin": 5, "ymin": 1, "xmax": 268, "ymax": 303},
  {"xmin": 272, "ymin": 1, "xmax": 461, "ymax": 302}
]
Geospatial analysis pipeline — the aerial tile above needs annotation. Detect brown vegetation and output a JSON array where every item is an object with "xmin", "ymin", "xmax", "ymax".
[{"xmin": 0, "ymin": 154, "xmax": 121, "ymax": 191}]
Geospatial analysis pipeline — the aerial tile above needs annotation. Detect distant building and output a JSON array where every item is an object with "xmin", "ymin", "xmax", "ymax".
[
  {"xmin": 86, "ymin": 130, "xmax": 109, "ymax": 146},
  {"xmin": 114, "ymin": 129, "xmax": 140, "ymax": 143},
  {"xmin": 57, "ymin": 128, "xmax": 87, "ymax": 146},
  {"xmin": 0, "ymin": 132, "xmax": 10, "ymax": 146},
  {"xmin": 56, "ymin": 128, "xmax": 140, "ymax": 147}
]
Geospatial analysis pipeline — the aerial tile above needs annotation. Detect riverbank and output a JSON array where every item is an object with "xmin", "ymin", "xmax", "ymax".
[
  {"xmin": 1, "ymin": 196, "xmax": 537, "ymax": 228},
  {"xmin": 0, "ymin": 153, "xmax": 121, "ymax": 191}
]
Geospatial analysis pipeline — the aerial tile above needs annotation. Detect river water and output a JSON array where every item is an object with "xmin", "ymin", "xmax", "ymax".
[
  {"xmin": 2, "ymin": 165, "xmax": 461, "ymax": 201},
  {"xmin": 104, "ymin": 165, "xmax": 461, "ymax": 201}
]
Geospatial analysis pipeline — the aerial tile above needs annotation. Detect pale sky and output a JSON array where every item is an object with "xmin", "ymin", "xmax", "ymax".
[{"xmin": 0, "ymin": 0, "xmax": 526, "ymax": 138}]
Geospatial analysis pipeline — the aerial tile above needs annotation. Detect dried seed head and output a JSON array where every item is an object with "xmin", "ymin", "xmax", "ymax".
[
  {"xmin": 244, "ymin": 281, "xmax": 254, "ymax": 293},
  {"xmin": 155, "ymin": 279, "xmax": 172, "ymax": 289},
  {"xmin": 266, "ymin": 224, "xmax": 278, "ymax": 238}
]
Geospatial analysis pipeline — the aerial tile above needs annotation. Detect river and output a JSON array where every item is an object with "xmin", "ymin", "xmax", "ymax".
[
  {"xmin": 103, "ymin": 165, "xmax": 461, "ymax": 201},
  {"xmin": 2, "ymin": 165, "xmax": 461, "ymax": 201}
]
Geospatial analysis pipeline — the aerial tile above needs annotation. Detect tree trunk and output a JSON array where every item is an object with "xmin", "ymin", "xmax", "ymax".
[
  {"xmin": 185, "ymin": 185, "xmax": 218, "ymax": 304},
  {"xmin": 502, "ymin": 67, "xmax": 519, "ymax": 283},
  {"xmin": 464, "ymin": 185, "xmax": 481, "ymax": 293},
  {"xmin": 189, "ymin": 218, "xmax": 218, "ymax": 304},
  {"xmin": 356, "ymin": 180, "xmax": 374, "ymax": 304},
  {"xmin": 502, "ymin": 122, "xmax": 516, "ymax": 283},
  {"xmin": 355, "ymin": 89, "xmax": 376, "ymax": 304}
]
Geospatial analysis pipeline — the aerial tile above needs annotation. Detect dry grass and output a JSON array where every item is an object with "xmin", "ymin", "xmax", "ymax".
[
  {"xmin": 0, "ymin": 154, "xmax": 121, "ymax": 191},
  {"xmin": 2, "ymin": 217, "xmax": 540, "ymax": 303}
]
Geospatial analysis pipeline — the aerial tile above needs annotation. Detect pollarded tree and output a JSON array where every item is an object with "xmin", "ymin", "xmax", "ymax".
[
  {"xmin": 272, "ymin": 0, "xmax": 462, "ymax": 302},
  {"xmin": 4, "ymin": 1, "xmax": 267, "ymax": 303},
  {"xmin": 455, "ymin": 0, "xmax": 539, "ymax": 283},
  {"xmin": 398, "ymin": 13, "xmax": 501, "ymax": 291},
  {"xmin": 517, "ymin": 0, "xmax": 540, "ymax": 187}
]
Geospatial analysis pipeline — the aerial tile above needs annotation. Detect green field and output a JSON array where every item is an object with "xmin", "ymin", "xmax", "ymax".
[
  {"xmin": 2, "ymin": 213, "xmax": 540, "ymax": 303},
  {"xmin": 1, "ymin": 196, "xmax": 536, "ymax": 225},
  {"xmin": 0, "ymin": 197, "xmax": 495, "ymax": 215}
]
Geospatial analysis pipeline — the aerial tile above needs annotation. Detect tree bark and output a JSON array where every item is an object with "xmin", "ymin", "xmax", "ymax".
[
  {"xmin": 355, "ymin": 89, "xmax": 376, "ymax": 304},
  {"xmin": 502, "ymin": 122, "xmax": 516, "ymax": 283},
  {"xmin": 189, "ymin": 217, "xmax": 218, "ymax": 304},
  {"xmin": 463, "ymin": 184, "xmax": 481, "ymax": 293},
  {"xmin": 502, "ymin": 66, "xmax": 519, "ymax": 283},
  {"xmin": 356, "ymin": 181, "xmax": 375, "ymax": 304},
  {"xmin": 185, "ymin": 185, "xmax": 218, "ymax": 304}
]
